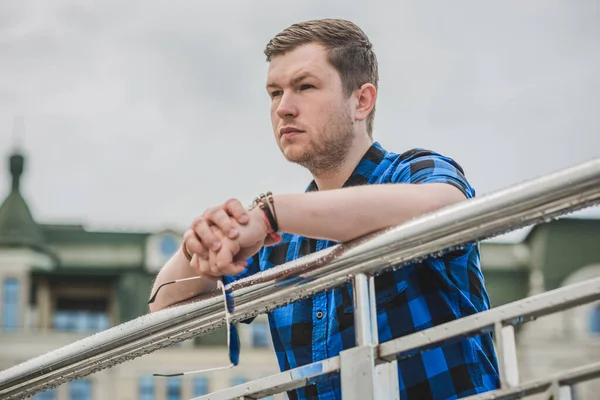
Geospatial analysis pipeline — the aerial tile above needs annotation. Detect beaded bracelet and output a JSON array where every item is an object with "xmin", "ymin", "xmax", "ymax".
[
  {"xmin": 256, "ymin": 193, "xmax": 279, "ymax": 231},
  {"xmin": 249, "ymin": 191, "xmax": 280, "ymax": 238}
]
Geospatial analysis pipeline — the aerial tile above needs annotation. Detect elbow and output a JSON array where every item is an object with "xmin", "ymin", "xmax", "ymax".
[
  {"xmin": 427, "ymin": 183, "xmax": 468, "ymax": 211},
  {"xmin": 447, "ymin": 184, "xmax": 469, "ymax": 204}
]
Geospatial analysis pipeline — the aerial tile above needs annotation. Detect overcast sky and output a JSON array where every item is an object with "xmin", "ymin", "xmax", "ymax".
[{"xmin": 0, "ymin": 1, "xmax": 598, "ymax": 243}]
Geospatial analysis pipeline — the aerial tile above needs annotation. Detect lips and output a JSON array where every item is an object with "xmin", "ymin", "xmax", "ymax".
[{"xmin": 280, "ymin": 126, "xmax": 304, "ymax": 136}]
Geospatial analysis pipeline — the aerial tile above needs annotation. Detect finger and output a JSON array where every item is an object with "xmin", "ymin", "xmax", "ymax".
[
  {"xmin": 192, "ymin": 216, "xmax": 221, "ymax": 251},
  {"xmin": 188, "ymin": 253, "xmax": 199, "ymax": 274},
  {"xmin": 211, "ymin": 228, "xmax": 246, "ymax": 275},
  {"xmin": 212, "ymin": 226, "xmax": 241, "ymax": 253},
  {"xmin": 183, "ymin": 229, "xmax": 209, "ymax": 260},
  {"xmin": 221, "ymin": 260, "xmax": 248, "ymax": 276},
  {"xmin": 217, "ymin": 240, "xmax": 238, "ymax": 271},
  {"xmin": 207, "ymin": 228, "xmax": 223, "ymax": 276},
  {"xmin": 208, "ymin": 208, "xmax": 239, "ymax": 239},
  {"xmin": 190, "ymin": 253, "xmax": 213, "ymax": 277},
  {"xmin": 224, "ymin": 198, "xmax": 250, "ymax": 224},
  {"xmin": 217, "ymin": 251, "xmax": 248, "ymax": 276},
  {"xmin": 196, "ymin": 253, "xmax": 217, "ymax": 278},
  {"xmin": 194, "ymin": 249, "xmax": 244, "ymax": 278},
  {"xmin": 208, "ymin": 234, "xmax": 235, "ymax": 272},
  {"xmin": 208, "ymin": 247, "xmax": 222, "ymax": 276}
]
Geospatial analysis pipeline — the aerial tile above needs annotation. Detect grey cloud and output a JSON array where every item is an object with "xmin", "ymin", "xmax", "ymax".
[{"xmin": 0, "ymin": 1, "xmax": 598, "ymax": 241}]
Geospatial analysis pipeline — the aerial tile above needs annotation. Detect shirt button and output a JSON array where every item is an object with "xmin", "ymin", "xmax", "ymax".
[{"xmin": 316, "ymin": 311, "xmax": 324, "ymax": 319}]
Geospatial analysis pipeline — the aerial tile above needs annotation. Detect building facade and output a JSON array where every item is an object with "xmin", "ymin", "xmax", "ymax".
[
  {"xmin": 1, "ymin": 150, "xmax": 599, "ymax": 399},
  {"xmin": 0, "ymin": 152, "xmax": 282, "ymax": 400}
]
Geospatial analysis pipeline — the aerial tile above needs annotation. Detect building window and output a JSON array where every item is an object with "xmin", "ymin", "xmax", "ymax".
[
  {"xmin": 53, "ymin": 298, "xmax": 109, "ymax": 333},
  {"xmin": 589, "ymin": 304, "xmax": 600, "ymax": 335},
  {"xmin": 252, "ymin": 321, "xmax": 270, "ymax": 348},
  {"xmin": 139, "ymin": 376, "xmax": 155, "ymax": 400},
  {"xmin": 160, "ymin": 235, "xmax": 179, "ymax": 258},
  {"xmin": 193, "ymin": 377, "xmax": 209, "ymax": 396},
  {"xmin": 2, "ymin": 278, "xmax": 19, "ymax": 330},
  {"xmin": 69, "ymin": 379, "xmax": 92, "ymax": 400},
  {"xmin": 166, "ymin": 377, "xmax": 181, "ymax": 400},
  {"xmin": 34, "ymin": 388, "xmax": 57, "ymax": 400},
  {"xmin": 53, "ymin": 310, "xmax": 109, "ymax": 332}
]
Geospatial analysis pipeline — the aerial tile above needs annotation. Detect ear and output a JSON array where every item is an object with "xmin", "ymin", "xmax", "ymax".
[{"xmin": 354, "ymin": 83, "xmax": 377, "ymax": 123}]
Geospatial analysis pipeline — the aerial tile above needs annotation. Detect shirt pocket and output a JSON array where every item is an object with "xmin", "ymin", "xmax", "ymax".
[{"xmin": 342, "ymin": 276, "xmax": 409, "ymax": 314}]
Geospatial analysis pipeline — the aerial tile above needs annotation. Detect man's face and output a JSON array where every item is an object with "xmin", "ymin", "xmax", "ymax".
[{"xmin": 266, "ymin": 43, "xmax": 356, "ymax": 174}]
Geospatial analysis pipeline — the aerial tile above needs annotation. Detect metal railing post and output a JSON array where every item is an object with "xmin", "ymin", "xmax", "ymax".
[
  {"xmin": 556, "ymin": 385, "xmax": 573, "ymax": 400},
  {"xmin": 494, "ymin": 322, "xmax": 520, "ymax": 389},
  {"xmin": 353, "ymin": 273, "xmax": 377, "ymax": 347},
  {"xmin": 340, "ymin": 273, "xmax": 399, "ymax": 400},
  {"xmin": 544, "ymin": 381, "xmax": 573, "ymax": 400}
]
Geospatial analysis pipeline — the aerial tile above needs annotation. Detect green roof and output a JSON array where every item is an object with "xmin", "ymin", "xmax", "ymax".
[
  {"xmin": 0, "ymin": 150, "xmax": 150, "ymax": 250},
  {"xmin": 41, "ymin": 224, "xmax": 149, "ymax": 246},
  {"xmin": 0, "ymin": 153, "xmax": 45, "ymax": 247}
]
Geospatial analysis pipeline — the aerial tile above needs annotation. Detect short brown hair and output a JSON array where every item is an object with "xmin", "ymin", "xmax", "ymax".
[{"xmin": 264, "ymin": 19, "xmax": 379, "ymax": 137}]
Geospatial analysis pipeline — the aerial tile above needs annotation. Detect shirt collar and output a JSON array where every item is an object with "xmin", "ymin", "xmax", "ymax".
[{"xmin": 305, "ymin": 141, "xmax": 387, "ymax": 192}]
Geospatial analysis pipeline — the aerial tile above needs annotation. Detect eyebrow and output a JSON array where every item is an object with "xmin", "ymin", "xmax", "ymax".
[{"xmin": 266, "ymin": 72, "xmax": 319, "ymax": 90}]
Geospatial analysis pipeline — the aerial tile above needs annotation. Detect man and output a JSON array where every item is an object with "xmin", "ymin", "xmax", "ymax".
[{"xmin": 150, "ymin": 19, "xmax": 500, "ymax": 399}]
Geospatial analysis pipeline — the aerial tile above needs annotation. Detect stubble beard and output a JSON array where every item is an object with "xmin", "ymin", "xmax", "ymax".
[{"xmin": 281, "ymin": 110, "xmax": 355, "ymax": 177}]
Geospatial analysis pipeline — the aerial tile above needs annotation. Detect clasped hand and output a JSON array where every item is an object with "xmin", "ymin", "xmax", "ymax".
[{"xmin": 183, "ymin": 199, "xmax": 282, "ymax": 279}]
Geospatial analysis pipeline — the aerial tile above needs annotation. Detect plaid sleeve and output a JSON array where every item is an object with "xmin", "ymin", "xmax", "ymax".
[
  {"xmin": 221, "ymin": 253, "xmax": 261, "ymax": 324},
  {"xmin": 392, "ymin": 149, "xmax": 476, "ymax": 199}
]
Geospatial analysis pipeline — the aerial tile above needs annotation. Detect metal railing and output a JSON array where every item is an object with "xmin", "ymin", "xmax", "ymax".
[
  {"xmin": 1, "ymin": 156, "xmax": 600, "ymax": 399},
  {"xmin": 195, "ymin": 276, "xmax": 600, "ymax": 399}
]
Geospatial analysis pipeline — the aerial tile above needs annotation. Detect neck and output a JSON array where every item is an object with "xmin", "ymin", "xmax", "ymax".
[{"xmin": 313, "ymin": 135, "xmax": 373, "ymax": 191}]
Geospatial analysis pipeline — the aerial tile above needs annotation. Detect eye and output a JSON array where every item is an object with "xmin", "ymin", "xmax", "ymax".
[
  {"xmin": 270, "ymin": 90, "xmax": 283, "ymax": 98},
  {"xmin": 299, "ymin": 84, "xmax": 315, "ymax": 90}
]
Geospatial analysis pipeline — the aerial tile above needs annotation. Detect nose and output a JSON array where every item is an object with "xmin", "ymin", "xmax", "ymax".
[{"xmin": 276, "ymin": 92, "xmax": 299, "ymax": 119}]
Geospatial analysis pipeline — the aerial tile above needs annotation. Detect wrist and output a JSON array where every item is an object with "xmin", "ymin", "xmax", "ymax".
[{"xmin": 249, "ymin": 206, "xmax": 271, "ymax": 236}]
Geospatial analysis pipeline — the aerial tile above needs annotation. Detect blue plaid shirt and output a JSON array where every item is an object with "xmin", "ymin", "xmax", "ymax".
[{"xmin": 224, "ymin": 142, "xmax": 500, "ymax": 400}]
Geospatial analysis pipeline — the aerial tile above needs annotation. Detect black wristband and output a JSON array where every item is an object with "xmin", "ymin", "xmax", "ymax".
[
  {"xmin": 259, "ymin": 198, "xmax": 278, "ymax": 232},
  {"xmin": 266, "ymin": 191, "xmax": 278, "ymax": 229}
]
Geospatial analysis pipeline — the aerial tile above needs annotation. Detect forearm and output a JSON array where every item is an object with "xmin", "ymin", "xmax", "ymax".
[
  {"xmin": 148, "ymin": 248, "xmax": 218, "ymax": 312},
  {"xmin": 275, "ymin": 183, "xmax": 465, "ymax": 242}
]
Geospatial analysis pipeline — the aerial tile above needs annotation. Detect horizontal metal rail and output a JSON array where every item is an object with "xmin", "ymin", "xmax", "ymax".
[
  {"xmin": 1, "ymin": 157, "xmax": 600, "ymax": 399},
  {"xmin": 194, "ymin": 276, "xmax": 600, "ymax": 400},
  {"xmin": 378, "ymin": 275, "xmax": 600, "ymax": 361},
  {"xmin": 462, "ymin": 361, "xmax": 600, "ymax": 400},
  {"xmin": 194, "ymin": 355, "xmax": 341, "ymax": 400}
]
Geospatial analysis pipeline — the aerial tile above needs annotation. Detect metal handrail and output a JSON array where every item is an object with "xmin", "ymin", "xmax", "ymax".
[{"xmin": 1, "ymin": 157, "xmax": 600, "ymax": 399}]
